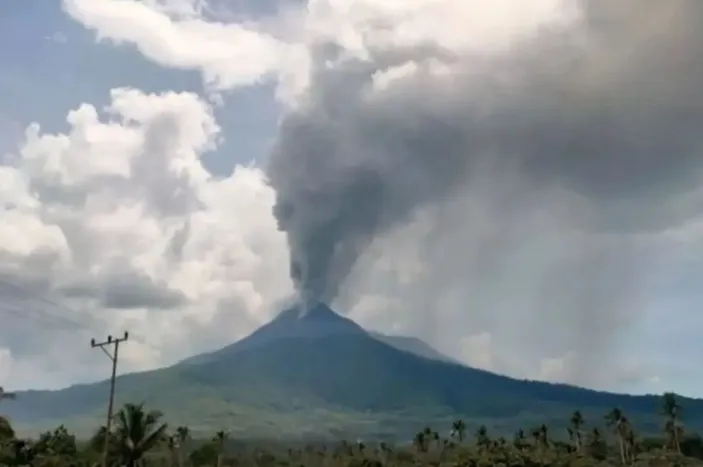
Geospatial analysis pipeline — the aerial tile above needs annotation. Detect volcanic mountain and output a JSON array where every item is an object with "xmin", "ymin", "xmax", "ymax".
[
  {"xmin": 180, "ymin": 303, "xmax": 368, "ymax": 366},
  {"xmin": 5, "ymin": 303, "xmax": 703, "ymax": 439},
  {"xmin": 180, "ymin": 303, "xmax": 457, "ymax": 367}
]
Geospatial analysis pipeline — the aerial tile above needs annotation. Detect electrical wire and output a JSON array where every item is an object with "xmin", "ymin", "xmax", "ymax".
[{"xmin": 0, "ymin": 277, "xmax": 103, "ymax": 331}]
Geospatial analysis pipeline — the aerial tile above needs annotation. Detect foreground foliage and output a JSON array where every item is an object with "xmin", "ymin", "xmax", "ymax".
[{"xmin": 2, "ymin": 393, "xmax": 702, "ymax": 466}]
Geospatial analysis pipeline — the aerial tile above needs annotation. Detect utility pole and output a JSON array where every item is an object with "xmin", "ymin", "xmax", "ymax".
[{"xmin": 91, "ymin": 331, "xmax": 129, "ymax": 467}]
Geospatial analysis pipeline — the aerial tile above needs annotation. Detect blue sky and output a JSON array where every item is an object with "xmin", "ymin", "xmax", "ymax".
[
  {"xmin": 0, "ymin": 0, "xmax": 280, "ymax": 174},
  {"xmin": 1, "ymin": 0, "xmax": 702, "ymax": 399}
]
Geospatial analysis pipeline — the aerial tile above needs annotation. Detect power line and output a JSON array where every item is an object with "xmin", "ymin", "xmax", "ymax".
[
  {"xmin": 0, "ymin": 301, "xmax": 88, "ymax": 331},
  {"xmin": 0, "ymin": 278, "xmax": 102, "ymax": 330},
  {"xmin": 0, "ymin": 276, "xmax": 163, "ymax": 359},
  {"xmin": 91, "ymin": 331, "xmax": 129, "ymax": 467}
]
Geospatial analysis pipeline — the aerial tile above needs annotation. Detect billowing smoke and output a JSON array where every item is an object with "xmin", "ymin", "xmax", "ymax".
[
  {"xmin": 267, "ymin": 0, "xmax": 703, "ymax": 314},
  {"xmin": 268, "ymin": 44, "xmax": 474, "ymax": 304}
]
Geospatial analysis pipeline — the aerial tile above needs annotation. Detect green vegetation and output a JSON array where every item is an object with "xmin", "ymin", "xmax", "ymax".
[{"xmin": 2, "ymin": 392, "xmax": 703, "ymax": 466}]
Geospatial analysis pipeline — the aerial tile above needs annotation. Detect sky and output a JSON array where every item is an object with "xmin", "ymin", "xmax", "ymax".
[{"xmin": 0, "ymin": 0, "xmax": 702, "ymax": 397}]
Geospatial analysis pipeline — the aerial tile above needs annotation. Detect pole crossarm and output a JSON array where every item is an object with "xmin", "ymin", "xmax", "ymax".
[
  {"xmin": 91, "ymin": 332, "xmax": 129, "ymax": 350},
  {"xmin": 91, "ymin": 331, "xmax": 129, "ymax": 467}
]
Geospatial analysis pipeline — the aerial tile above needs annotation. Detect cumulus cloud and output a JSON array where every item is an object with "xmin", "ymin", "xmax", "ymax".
[
  {"xmin": 3, "ymin": 0, "xmax": 703, "ymax": 393},
  {"xmin": 61, "ymin": 0, "xmax": 309, "ymax": 98},
  {"xmin": 0, "ymin": 88, "xmax": 291, "ymax": 389}
]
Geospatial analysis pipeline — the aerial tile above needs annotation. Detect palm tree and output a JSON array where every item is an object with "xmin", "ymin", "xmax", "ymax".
[
  {"xmin": 413, "ymin": 431, "xmax": 427, "ymax": 453},
  {"xmin": 586, "ymin": 427, "xmax": 607, "ymax": 461},
  {"xmin": 567, "ymin": 427, "xmax": 575, "ymax": 452},
  {"xmin": 213, "ymin": 430, "xmax": 227, "ymax": 467},
  {"xmin": 622, "ymin": 419, "xmax": 636, "ymax": 464},
  {"xmin": 513, "ymin": 429, "xmax": 527, "ymax": 450},
  {"xmin": 606, "ymin": 408, "xmax": 628, "ymax": 465},
  {"xmin": 590, "ymin": 427, "xmax": 601, "ymax": 445},
  {"xmin": 451, "ymin": 420, "xmax": 466, "ymax": 443},
  {"xmin": 569, "ymin": 410, "xmax": 584, "ymax": 452},
  {"xmin": 167, "ymin": 435, "xmax": 179, "ymax": 467},
  {"xmin": 531, "ymin": 425, "xmax": 549, "ymax": 465},
  {"xmin": 356, "ymin": 439, "xmax": 365, "ymax": 455},
  {"xmin": 663, "ymin": 392, "xmax": 682, "ymax": 454},
  {"xmin": 175, "ymin": 425, "xmax": 190, "ymax": 467},
  {"xmin": 379, "ymin": 441, "xmax": 391, "ymax": 463},
  {"xmin": 112, "ymin": 403, "xmax": 168, "ymax": 467},
  {"xmin": 431, "ymin": 430, "xmax": 441, "ymax": 450},
  {"xmin": 539, "ymin": 424, "xmax": 549, "ymax": 447},
  {"xmin": 475, "ymin": 425, "xmax": 490, "ymax": 448},
  {"xmin": 419, "ymin": 426, "xmax": 438, "ymax": 453}
]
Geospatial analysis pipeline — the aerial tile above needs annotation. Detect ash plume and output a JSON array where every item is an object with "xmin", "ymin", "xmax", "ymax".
[{"xmin": 266, "ymin": 0, "xmax": 703, "ymax": 333}]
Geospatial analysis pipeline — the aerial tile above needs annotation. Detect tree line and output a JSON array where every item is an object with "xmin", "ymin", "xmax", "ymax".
[{"xmin": 1, "ymin": 391, "xmax": 702, "ymax": 466}]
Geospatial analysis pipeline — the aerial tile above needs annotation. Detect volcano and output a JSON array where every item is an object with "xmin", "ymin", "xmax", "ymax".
[
  {"xmin": 181, "ymin": 302, "xmax": 456, "ymax": 367},
  {"xmin": 180, "ymin": 302, "xmax": 365, "ymax": 366},
  {"xmin": 5, "ymin": 303, "xmax": 703, "ymax": 439}
]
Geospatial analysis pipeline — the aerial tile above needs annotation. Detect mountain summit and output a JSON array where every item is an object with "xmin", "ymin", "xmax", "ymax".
[
  {"xmin": 262, "ymin": 301, "xmax": 365, "ymax": 339},
  {"xmin": 181, "ymin": 302, "xmax": 364, "ymax": 366}
]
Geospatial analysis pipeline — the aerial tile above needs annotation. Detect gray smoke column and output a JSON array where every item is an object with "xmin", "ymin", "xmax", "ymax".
[{"xmin": 267, "ymin": 0, "xmax": 703, "ymax": 307}]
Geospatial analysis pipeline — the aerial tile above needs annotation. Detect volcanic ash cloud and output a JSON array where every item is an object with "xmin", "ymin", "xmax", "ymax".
[{"xmin": 266, "ymin": 0, "xmax": 703, "ymax": 311}]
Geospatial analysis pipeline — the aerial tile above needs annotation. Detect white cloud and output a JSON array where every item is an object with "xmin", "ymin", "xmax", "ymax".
[
  {"xmin": 61, "ymin": 0, "xmax": 308, "ymax": 94},
  {"xmin": 538, "ymin": 354, "xmax": 572, "ymax": 383},
  {"xmin": 454, "ymin": 335, "xmax": 661, "ymax": 391},
  {"xmin": 61, "ymin": 0, "xmax": 577, "ymax": 102},
  {"xmin": 537, "ymin": 353, "xmax": 661, "ymax": 391},
  {"xmin": 0, "ymin": 88, "xmax": 292, "ymax": 389},
  {"xmin": 459, "ymin": 333, "xmax": 493, "ymax": 370}
]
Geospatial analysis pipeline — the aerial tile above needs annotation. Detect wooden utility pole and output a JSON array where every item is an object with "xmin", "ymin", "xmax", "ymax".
[{"xmin": 91, "ymin": 331, "xmax": 129, "ymax": 467}]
